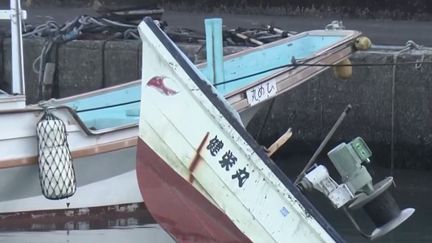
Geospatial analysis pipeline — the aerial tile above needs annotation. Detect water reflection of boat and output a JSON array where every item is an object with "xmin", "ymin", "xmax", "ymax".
[{"xmin": 0, "ymin": 0, "xmax": 360, "ymax": 225}]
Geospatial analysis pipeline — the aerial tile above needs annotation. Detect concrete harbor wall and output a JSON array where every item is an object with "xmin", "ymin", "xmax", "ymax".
[
  {"xmin": 249, "ymin": 48, "xmax": 432, "ymax": 171},
  {"xmin": 11, "ymin": 0, "xmax": 432, "ymax": 20},
  {"xmin": 0, "ymin": 38, "xmax": 243, "ymax": 104},
  {"xmin": 1, "ymin": 38, "xmax": 432, "ymax": 170}
]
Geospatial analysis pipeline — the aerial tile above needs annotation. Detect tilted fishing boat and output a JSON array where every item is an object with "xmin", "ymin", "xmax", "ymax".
[
  {"xmin": 135, "ymin": 17, "xmax": 414, "ymax": 242},
  {"xmin": 0, "ymin": 0, "xmax": 361, "ymax": 229},
  {"xmin": 136, "ymin": 17, "xmax": 345, "ymax": 242}
]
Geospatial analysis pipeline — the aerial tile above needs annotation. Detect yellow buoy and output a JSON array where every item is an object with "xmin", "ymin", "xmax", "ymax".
[
  {"xmin": 355, "ymin": 36, "xmax": 372, "ymax": 50},
  {"xmin": 333, "ymin": 59, "xmax": 352, "ymax": 80}
]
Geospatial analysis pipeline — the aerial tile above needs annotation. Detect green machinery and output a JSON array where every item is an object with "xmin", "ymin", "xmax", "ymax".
[{"xmin": 299, "ymin": 137, "xmax": 415, "ymax": 240}]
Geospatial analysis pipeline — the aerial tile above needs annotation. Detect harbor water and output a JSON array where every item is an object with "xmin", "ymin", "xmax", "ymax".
[
  {"xmin": 0, "ymin": 156, "xmax": 429, "ymax": 243},
  {"xmin": 0, "ymin": 6, "xmax": 430, "ymax": 243}
]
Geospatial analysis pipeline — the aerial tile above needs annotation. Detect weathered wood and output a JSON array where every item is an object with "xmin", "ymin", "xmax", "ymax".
[{"xmin": 267, "ymin": 128, "xmax": 292, "ymax": 157}]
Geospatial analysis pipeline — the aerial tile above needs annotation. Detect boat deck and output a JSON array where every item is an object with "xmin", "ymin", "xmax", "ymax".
[{"xmin": 59, "ymin": 29, "xmax": 359, "ymax": 132}]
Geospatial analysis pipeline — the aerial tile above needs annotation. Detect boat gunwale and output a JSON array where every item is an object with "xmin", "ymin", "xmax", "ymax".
[
  {"xmin": 0, "ymin": 136, "xmax": 138, "ymax": 169},
  {"xmin": 0, "ymin": 105, "xmax": 138, "ymax": 136},
  {"xmin": 220, "ymin": 31, "xmax": 361, "ymax": 98},
  {"xmin": 197, "ymin": 29, "xmax": 361, "ymax": 69},
  {"xmin": 53, "ymin": 79, "xmax": 142, "ymax": 103},
  {"xmin": 0, "ymin": 94, "xmax": 26, "ymax": 103},
  {"xmin": 226, "ymin": 42, "xmax": 355, "ymax": 112}
]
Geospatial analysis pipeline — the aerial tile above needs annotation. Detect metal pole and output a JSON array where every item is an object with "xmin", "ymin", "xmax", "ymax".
[
  {"xmin": 205, "ymin": 18, "xmax": 224, "ymax": 86},
  {"xmin": 294, "ymin": 104, "xmax": 352, "ymax": 184},
  {"xmin": 10, "ymin": 0, "xmax": 26, "ymax": 95}
]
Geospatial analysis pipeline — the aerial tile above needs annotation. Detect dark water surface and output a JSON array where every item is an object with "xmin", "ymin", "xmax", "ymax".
[
  {"xmin": 0, "ymin": 225, "xmax": 174, "ymax": 243},
  {"xmin": 0, "ymin": 156, "xmax": 429, "ymax": 243},
  {"xmin": 0, "ymin": 3, "xmax": 429, "ymax": 242},
  {"xmin": 277, "ymin": 155, "xmax": 432, "ymax": 243}
]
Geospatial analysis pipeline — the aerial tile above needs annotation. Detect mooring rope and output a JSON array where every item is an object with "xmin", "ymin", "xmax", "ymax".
[
  {"xmin": 389, "ymin": 40, "xmax": 423, "ymax": 176},
  {"xmin": 214, "ymin": 59, "xmax": 432, "ymax": 87},
  {"xmin": 75, "ymin": 99, "xmax": 140, "ymax": 113}
]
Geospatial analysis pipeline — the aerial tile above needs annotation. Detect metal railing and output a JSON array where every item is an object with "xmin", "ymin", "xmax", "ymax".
[{"xmin": 0, "ymin": 0, "xmax": 26, "ymax": 95}]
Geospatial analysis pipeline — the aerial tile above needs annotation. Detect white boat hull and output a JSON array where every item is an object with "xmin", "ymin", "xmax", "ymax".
[
  {"xmin": 0, "ymin": 106, "xmax": 145, "ymax": 222},
  {"xmin": 0, "ymin": 147, "xmax": 140, "ymax": 213},
  {"xmin": 135, "ymin": 18, "xmax": 345, "ymax": 243},
  {"xmin": 0, "ymin": 79, "xmax": 267, "ymax": 218}
]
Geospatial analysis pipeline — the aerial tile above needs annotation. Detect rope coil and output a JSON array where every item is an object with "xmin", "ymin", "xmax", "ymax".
[{"xmin": 363, "ymin": 191, "xmax": 401, "ymax": 227}]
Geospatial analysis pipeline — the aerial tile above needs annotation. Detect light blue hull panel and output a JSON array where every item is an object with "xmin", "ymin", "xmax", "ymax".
[{"xmin": 63, "ymin": 29, "xmax": 357, "ymax": 131}]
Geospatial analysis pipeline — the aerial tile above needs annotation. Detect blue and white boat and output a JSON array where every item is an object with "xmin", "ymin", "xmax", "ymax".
[{"xmin": 0, "ymin": 1, "xmax": 361, "ymax": 228}]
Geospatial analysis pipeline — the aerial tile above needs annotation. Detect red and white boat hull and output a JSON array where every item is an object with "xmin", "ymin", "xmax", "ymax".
[
  {"xmin": 135, "ymin": 18, "xmax": 345, "ymax": 243},
  {"xmin": 137, "ymin": 138, "xmax": 250, "ymax": 242}
]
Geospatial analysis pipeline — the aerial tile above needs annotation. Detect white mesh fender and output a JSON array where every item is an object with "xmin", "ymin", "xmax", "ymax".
[{"xmin": 36, "ymin": 112, "xmax": 76, "ymax": 200}]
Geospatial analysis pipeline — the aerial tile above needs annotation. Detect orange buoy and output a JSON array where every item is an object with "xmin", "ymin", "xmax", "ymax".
[
  {"xmin": 355, "ymin": 36, "xmax": 372, "ymax": 50},
  {"xmin": 333, "ymin": 59, "xmax": 352, "ymax": 80}
]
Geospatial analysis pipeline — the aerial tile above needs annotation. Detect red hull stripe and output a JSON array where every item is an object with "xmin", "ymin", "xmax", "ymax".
[{"xmin": 136, "ymin": 138, "xmax": 251, "ymax": 243}]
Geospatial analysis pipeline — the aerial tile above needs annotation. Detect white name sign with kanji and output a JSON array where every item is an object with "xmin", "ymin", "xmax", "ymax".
[
  {"xmin": 206, "ymin": 134, "xmax": 251, "ymax": 189},
  {"xmin": 246, "ymin": 79, "xmax": 277, "ymax": 106}
]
